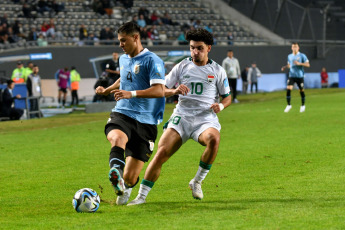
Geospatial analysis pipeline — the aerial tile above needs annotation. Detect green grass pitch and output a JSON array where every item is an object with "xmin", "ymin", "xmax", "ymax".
[{"xmin": 1, "ymin": 88, "xmax": 345, "ymax": 229}]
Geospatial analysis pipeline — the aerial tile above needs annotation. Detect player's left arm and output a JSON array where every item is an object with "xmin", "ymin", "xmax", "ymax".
[
  {"xmin": 210, "ymin": 94, "xmax": 231, "ymax": 114},
  {"xmin": 112, "ymin": 84, "xmax": 164, "ymax": 101},
  {"xmin": 295, "ymin": 54, "xmax": 310, "ymax": 68},
  {"xmin": 211, "ymin": 69, "xmax": 232, "ymax": 113}
]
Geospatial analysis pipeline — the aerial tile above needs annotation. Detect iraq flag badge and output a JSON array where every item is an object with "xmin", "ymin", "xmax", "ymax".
[{"xmin": 208, "ymin": 75, "xmax": 214, "ymax": 82}]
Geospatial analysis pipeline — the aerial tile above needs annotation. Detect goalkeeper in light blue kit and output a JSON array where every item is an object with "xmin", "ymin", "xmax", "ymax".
[
  {"xmin": 95, "ymin": 22, "xmax": 165, "ymax": 205},
  {"xmin": 128, "ymin": 28, "xmax": 232, "ymax": 205},
  {"xmin": 281, "ymin": 42, "xmax": 310, "ymax": 113}
]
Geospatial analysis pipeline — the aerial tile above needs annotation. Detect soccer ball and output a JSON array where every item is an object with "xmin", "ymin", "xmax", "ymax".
[{"xmin": 72, "ymin": 188, "xmax": 100, "ymax": 213}]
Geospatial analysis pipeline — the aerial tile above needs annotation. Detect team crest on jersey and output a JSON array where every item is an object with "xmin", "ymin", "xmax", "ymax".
[
  {"xmin": 208, "ymin": 75, "xmax": 214, "ymax": 82},
  {"xmin": 134, "ymin": 64, "xmax": 140, "ymax": 74}
]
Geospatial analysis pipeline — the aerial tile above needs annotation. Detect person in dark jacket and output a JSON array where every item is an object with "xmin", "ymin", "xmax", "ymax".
[{"xmin": 1, "ymin": 80, "xmax": 24, "ymax": 120}]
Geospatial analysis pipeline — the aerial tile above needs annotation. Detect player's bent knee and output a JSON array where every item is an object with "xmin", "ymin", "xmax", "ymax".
[
  {"xmin": 153, "ymin": 148, "xmax": 171, "ymax": 164},
  {"xmin": 107, "ymin": 134, "xmax": 126, "ymax": 147},
  {"xmin": 205, "ymin": 133, "xmax": 220, "ymax": 147}
]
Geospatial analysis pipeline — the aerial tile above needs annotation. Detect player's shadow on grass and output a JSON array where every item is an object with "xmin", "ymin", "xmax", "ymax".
[{"xmin": 133, "ymin": 198, "xmax": 307, "ymax": 211}]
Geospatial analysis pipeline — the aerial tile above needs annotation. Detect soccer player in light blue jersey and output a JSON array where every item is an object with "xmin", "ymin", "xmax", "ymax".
[
  {"xmin": 95, "ymin": 22, "xmax": 165, "ymax": 205},
  {"xmin": 281, "ymin": 42, "xmax": 310, "ymax": 113},
  {"xmin": 128, "ymin": 28, "xmax": 232, "ymax": 206}
]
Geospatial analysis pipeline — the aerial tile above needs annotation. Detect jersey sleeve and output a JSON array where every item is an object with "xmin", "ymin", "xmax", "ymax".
[
  {"xmin": 165, "ymin": 61, "xmax": 182, "ymax": 89},
  {"xmin": 148, "ymin": 57, "xmax": 165, "ymax": 85},
  {"xmin": 302, "ymin": 53, "xmax": 309, "ymax": 63},
  {"xmin": 217, "ymin": 67, "xmax": 231, "ymax": 97}
]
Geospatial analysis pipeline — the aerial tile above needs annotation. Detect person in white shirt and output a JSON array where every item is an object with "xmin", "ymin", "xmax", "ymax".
[
  {"xmin": 128, "ymin": 28, "xmax": 232, "ymax": 205},
  {"xmin": 222, "ymin": 50, "xmax": 241, "ymax": 103},
  {"xmin": 247, "ymin": 62, "xmax": 262, "ymax": 93}
]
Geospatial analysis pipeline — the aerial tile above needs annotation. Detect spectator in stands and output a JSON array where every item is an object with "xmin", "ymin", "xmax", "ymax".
[
  {"xmin": 131, "ymin": 15, "xmax": 138, "ymax": 24},
  {"xmin": 247, "ymin": 62, "xmax": 262, "ymax": 93},
  {"xmin": 161, "ymin": 12, "xmax": 177, "ymax": 26},
  {"xmin": 79, "ymin": 24, "xmax": 88, "ymax": 42},
  {"xmin": 105, "ymin": 52, "xmax": 120, "ymax": 83},
  {"xmin": 12, "ymin": 20, "xmax": 26, "ymax": 39},
  {"xmin": 241, "ymin": 66, "xmax": 249, "ymax": 94},
  {"xmin": 37, "ymin": 33, "xmax": 48, "ymax": 46},
  {"xmin": 37, "ymin": 0, "xmax": 53, "ymax": 16},
  {"xmin": 0, "ymin": 25, "xmax": 6, "ymax": 44},
  {"xmin": 100, "ymin": 26, "xmax": 114, "ymax": 44},
  {"xmin": 11, "ymin": 61, "xmax": 27, "ymax": 83},
  {"xmin": 70, "ymin": 66, "xmax": 81, "ymax": 107},
  {"xmin": 40, "ymin": 21, "xmax": 49, "ymax": 37},
  {"xmin": 321, "ymin": 67, "xmax": 328, "ymax": 88},
  {"xmin": 139, "ymin": 27, "xmax": 149, "ymax": 40},
  {"xmin": 86, "ymin": 32, "xmax": 99, "ymax": 45},
  {"xmin": 22, "ymin": 3, "xmax": 37, "ymax": 19},
  {"xmin": 0, "ymin": 13, "xmax": 8, "ymax": 27},
  {"xmin": 213, "ymin": 32, "xmax": 218, "ymax": 45},
  {"xmin": 150, "ymin": 11, "xmax": 162, "ymax": 25},
  {"xmin": 28, "ymin": 26, "xmax": 39, "ymax": 42},
  {"xmin": 204, "ymin": 24, "xmax": 213, "ymax": 34},
  {"xmin": 227, "ymin": 32, "xmax": 234, "ymax": 45},
  {"xmin": 0, "ymin": 80, "xmax": 24, "ymax": 120},
  {"xmin": 137, "ymin": 14, "xmax": 146, "ymax": 28},
  {"xmin": 177, "ymin": 30, "xmax": 188, "ymax": 45},
  {"xmin": 51, "ymin": 0, "xmax": 65, "ymax": 16},
  {"xmin": 148, "ymin": 25, "xmax": 160, "ymax": 44},
  {"xmin": 138, "ymin": 6, "xmax": 150, "ymax": 25},
  {"xmin": 55, "ymin": 67, "xmax": 70, "ymax": 108},
  {"xmin": 5, "ymin": 27, "xmax": 18, "ymax": 44},
  {"xmin": 193, "ymin": 19, "xmax": 202, "ymax": 29},
  {"xmin": 26, "ymin": 65, "xmax": 42, "ymax": 118},
  {"xmin": 46, "ymin": 18, "xmax": 56, "ymax": 38},
  {"xmin": 222, "ymin": 50, "xmax": 241, "ymax": 103}
]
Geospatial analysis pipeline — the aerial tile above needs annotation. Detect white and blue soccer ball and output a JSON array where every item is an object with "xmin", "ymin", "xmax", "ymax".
[{"xmin": 72, "ymin": 188, "xmax": 100, "ymax": 213}]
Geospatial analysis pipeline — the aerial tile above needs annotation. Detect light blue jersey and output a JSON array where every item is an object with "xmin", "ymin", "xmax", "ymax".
[
  {"xmin": 287, "ymin": 52, "xmax": 309, "ymax": 78},
  {"xmin": 113, "ymin": 48, "xmax": 165, "ymax": 125}
]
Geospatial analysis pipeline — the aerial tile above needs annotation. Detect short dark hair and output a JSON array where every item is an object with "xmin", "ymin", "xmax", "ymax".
[
  {"xmin": 7, "ymin": 79, "xmax": 14, "ymax": 85},
  {"xmin": 117, "ymin": 21, "xmax": 141, "ymax": 35},
  {"xmin": 186, "ymin": 28, "xmax": 213, "ymax": 46},
  {"xmin": 292, "ymin": 42, "xmax": 299, "ymax": 46}
]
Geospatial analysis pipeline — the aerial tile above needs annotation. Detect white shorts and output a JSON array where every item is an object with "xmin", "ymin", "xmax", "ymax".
[{"xmin": 167, "ymin": 109, "xmax": 221, "ymax": 144}]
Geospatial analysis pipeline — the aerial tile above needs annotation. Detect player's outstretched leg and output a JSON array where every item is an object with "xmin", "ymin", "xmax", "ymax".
[
  {"xmin": 190, "ymin": 128, "xmax": 220, "ymax": 200},
  {"xmin": 109, "ymin": 167, "xmax": 125, "ymax": 196}
]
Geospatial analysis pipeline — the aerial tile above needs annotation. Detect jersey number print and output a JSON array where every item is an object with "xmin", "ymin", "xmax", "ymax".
[{"xmin": 190, "ymin": 82, "xmax": 203, "ymax": 95}]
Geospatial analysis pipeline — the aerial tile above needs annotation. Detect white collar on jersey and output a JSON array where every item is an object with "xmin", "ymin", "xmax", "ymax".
[{"xmin": 130, "ymin": 48, "xmax": 149, "ymax": 58}]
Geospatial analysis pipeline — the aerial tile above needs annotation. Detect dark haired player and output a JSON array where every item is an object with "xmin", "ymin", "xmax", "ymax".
[
  {"xmin": 95, "ymin": 21, "xmax": 165, "ymax": 205},
  {"xmin": 128, "ymin": 28, "xmax": 232, "ymax": 205},
  {"xmin": 281, "ymin": 42, "xmax": 310, "ymax": 113}
]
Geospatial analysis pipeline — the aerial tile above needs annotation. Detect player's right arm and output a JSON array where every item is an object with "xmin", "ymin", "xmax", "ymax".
[
  {"xmin": 95, "ymin": 78, "xmax": 120, "ymax": 95},
  {"xmin": 165, "ymin": 84, "xmax": 189, "ymax": 97},
  {"xmin": 281, "ymin": 63, "xmax": 290, "ymax": 71}
]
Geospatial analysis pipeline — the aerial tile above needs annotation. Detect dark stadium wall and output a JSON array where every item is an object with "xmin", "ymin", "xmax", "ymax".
[{"xmin": 0, "ymin": 45, "xmax": 344, "ymax": 80}]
